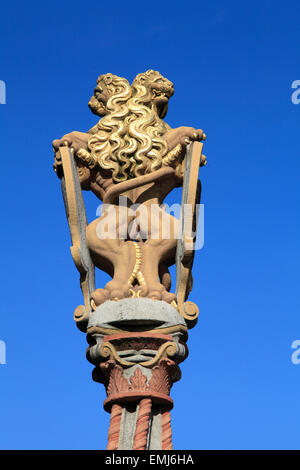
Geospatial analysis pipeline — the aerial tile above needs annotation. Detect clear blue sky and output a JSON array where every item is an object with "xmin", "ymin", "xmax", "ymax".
[{"xmin": 0, "ymin": 0, "xmax": 299, "ymax": 450}]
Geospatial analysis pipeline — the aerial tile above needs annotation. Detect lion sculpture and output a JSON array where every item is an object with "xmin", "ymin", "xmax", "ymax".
[{"xmin": 53, "ymin": 70, "xmax": 206, "ymax": 309}]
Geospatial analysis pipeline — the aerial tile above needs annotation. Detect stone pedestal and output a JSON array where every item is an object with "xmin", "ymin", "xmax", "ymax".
[{"xmin": 84, "ymin": 298, "xmax": 190, "ymax": 450}]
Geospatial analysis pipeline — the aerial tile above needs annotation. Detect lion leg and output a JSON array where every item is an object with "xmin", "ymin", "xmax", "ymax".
[
  {"xmin": 136, "ymin": 243, "xmax": 176, "ymax": 304},
  {"xmin": 86, "ymin": 210, "xmax": 136, "ymax": 306},
  {"xmin": 159, "ymin": 263, "xmax": 171, "ymax": 291},
  {"xmin": 89, "ymin": 242, "xmax": 136, "ymax": 306},
  {"xmin": 102, "ymin": 241, "xmax": 136, "ymax": 301}
]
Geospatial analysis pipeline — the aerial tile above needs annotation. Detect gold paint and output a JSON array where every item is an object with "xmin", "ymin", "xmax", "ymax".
[
  {"xmin": 79, "ymin": 71, "xmax": 175, "ymax": 183},
  {"xmin": 136, "ymin": 272, "xmax": 146, "ymax": 287},
  {"xmin": 162, "ymin": 143, "xmax": 182, "ymax": 167},
  {"xmin": 129, "ymin": 288, "xmax": 142, "ymax": 298},
  {"xmin": 128, "ymin": 242, "xmax": 146, "ymax": 287}
]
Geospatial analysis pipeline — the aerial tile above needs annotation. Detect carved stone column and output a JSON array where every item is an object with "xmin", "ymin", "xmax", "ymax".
[
  {"xmin": 53, "ymin": 70, "xmax": 206, "ymax": 449},
  {"xmin": 84, "ymin": 298, "xmax": 190, "ymax": 450}
]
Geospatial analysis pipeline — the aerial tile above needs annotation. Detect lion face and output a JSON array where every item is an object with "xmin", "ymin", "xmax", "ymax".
[
  {"xmin": 148, "ymin": 72, "xmax": 174, "ymax": 104},
  {"xmin": 88, "ymin": 73, "xmax": 124, "ymax": 117},
  {"xmin": 133, "ymin": 70, "xmax": 174, "ymax": 118},
  {"xmin": 88, "ymin": 77, "xmax": 110, "ymax": 117}
]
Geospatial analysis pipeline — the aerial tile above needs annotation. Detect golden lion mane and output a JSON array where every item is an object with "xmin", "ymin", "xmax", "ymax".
[{"xmin": 77, "ymin": 70, "xmax": 176, "ymax": 183}]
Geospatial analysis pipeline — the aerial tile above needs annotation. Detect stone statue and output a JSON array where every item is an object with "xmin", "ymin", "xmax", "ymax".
[{"xmin": 53, "ymin": 70, "xmax": 206, "ymax": 450}]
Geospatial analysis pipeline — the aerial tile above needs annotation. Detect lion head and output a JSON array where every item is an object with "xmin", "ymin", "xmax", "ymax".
[
  {"xmin": 131, "ymin": 69, "xmax": 174, "ymax": 119},
  {"xmin": 88, "ymin": 73, "xmax": 131, "ymax": 117}
]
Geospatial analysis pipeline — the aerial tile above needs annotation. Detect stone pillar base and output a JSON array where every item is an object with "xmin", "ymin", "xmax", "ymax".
[{"xmin": 84, "ymin": 298, "xmax": 191, "ymax": 450}]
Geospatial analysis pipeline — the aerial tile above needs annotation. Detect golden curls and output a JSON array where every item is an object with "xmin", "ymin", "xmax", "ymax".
[{"xmin": 77, "ymin": 71, "xmax": 178, "ymax": 183}]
